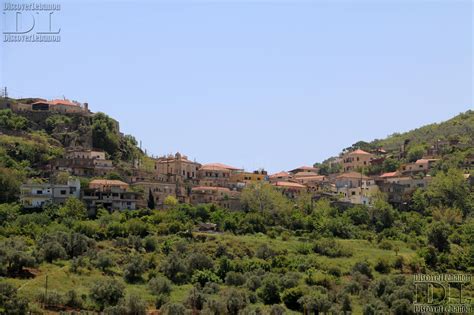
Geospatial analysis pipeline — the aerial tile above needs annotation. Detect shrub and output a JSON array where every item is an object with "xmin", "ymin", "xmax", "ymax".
[
  {"xmin": 95, "ymin": 251, "xmax": 116, "ymax": 273},
  {"xmin": 116, "ymin": 294, "xmax": 147, "ymax": 315},
  {"xmin": 282, "ymin": 287, "xmax": 304, "ymax": 311},
  {"xmin": 225, "ymin": 271, "xmax": 246, "ymax": 286},
  {"xmin": 143, "ymin": 235, "xmax": 158, "ymax": 252},
  {"xmin": 160, "ymin": 303, "xmax": 186, "ymax": 315},
  {"xmin": 0, "ymin": 282, "xmax": 29, "ymax": 314},
  {"xmin": 127, "ymin": 218, "xmax": 149, "ymax": 237},
  {"xmin": 394, "ymin": 255, "xmax": 405, "ymax": 270},
  {"xmin": 313, "ymin": 238, "xmax": 352, "ymax": 258},
  {"xmin": 40, "ymin": 240, "xmax": 67, "ymax": 263},
  {"xmin": 155, "ymin": 294, "xmax": 169, "ymax": 309},
  {"xmin": 257, "ymin": 275, "xmax": 281, "ymax": 305},
  {"xmin": 246, "ymin": 275, "xmax": 262, "ymax": 291},
  {"xmin": 280, "ymin": 272, "xmax": 301, "ymax": 289},
  {"xmin": 123, "ymin": 255, "xmax": 147, "ymax": 283},
  {"xmin": 269, "ymin": 304, "xmax": 286, "ymax": 315},
  {"xmin": 148, "ymin": 276, "xmax": 172, "ymax": 296},
  {"xmin": 374, "ymin": 258, "xmax": 392, "ymax": 274},
  {"xmin": 305, "ymin": 271, "xmax": 335, "ymax": 289},
  {"xmin": 378, "ymin": 240, "xmax": 393, "ymax": 250},
  {"xmin": 185, "ymin": 287, "xmax": 207, "ymax": 311},
  {"xmin": 36, "ymin": 290, "xmax": 64, "ymax": 309},
  {"xmin": 186, "ymin": 252, "xmax": 214, "ymax": 273},
  {"xmin": 191, "ymin": 270, "xmax": 221, "ymax": 287},
  {"xmin": 90, "ymin": 278, "xmax": 125, "ymax": 310},
  {"xmin": 160, "ymin": 254, "xmax": 188, "ymax": 284},
  {"xmin": 65, "ymin": 289, "xmax": 83, "ymax": 309},
  {"xmin": 225, "ymin": 289, "xmax": 248, "ymax": 315},
  {"xmin": 351, "ymin": 261, "xmax": 373, "ymax": 279},
  {"xmin": 255, "ymin": 244, "xmax": 277, "ymax": 260},
  {"xmin": 0, "ymin": 237, "xmax": 36, "ymax": 275}
]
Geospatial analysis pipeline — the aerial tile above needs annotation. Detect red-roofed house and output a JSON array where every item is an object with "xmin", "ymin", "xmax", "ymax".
[
  {"xmin": 272, "ymin": 181, "xmax": 306, "ymax": 198},
  {"xmin": 269, "ymin": 171, "xmax": 292, "ymax": 183},
  {"xmin": 289, "ymin": 166, "xmax": 320, "ymax": 175},
  {"xmin": 198, "ymin": 163, "xmax": 242, "ymax": 187},
  {"xmin": 401, "ymin": 158, "xmax": 439, "ymax": 175},
  {"xmin": 342, "ymin": 149, "xmax": 375, "ymax": 172},
  {"xmin": 31, "ymin": 99, "xmax": 89, "ymax": 113}
]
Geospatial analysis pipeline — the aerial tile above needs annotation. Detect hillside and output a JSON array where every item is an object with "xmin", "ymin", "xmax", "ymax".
[
  {"xmin": 0, "ymin": 100, "xmax": 473, "ymax": 314},
  {"xmin": 342, "ymin": 110, "xmax": 473, "ymax": 154},
  {"xmin": 319, "ymin": 110, "xmax": 474, "ymax": 174}
]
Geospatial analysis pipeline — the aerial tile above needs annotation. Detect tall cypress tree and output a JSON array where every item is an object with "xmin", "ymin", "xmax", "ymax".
[{"xmin": 147, "ymin": 189, "xmax": 155, "ymax": 209}]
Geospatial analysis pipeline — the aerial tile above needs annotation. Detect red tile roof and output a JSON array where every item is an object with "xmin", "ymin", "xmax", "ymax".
[
  {"xmin": 273, "ymin": 181, "xmax": 306, "ymax": 189},
  {"xmin": 380, "ymin": 171, "xmax": 399, "ymax": 178},
  {"xmin": 293, "ymin": 171, "xmax": 319, "ymax": 177},
  {"xmin": 49, "ymin": 99, "xmax": 78, "ymax": 106},
  {"xmin": 297, "ymin": 175, "xmax": 326, "ymax": 181},
  {"xmin": 89, "ymin": 179, "xmax": 129, "ymax": 187},
  {"xmin": 31, "ymin": 99, "xmax": 80, "ymax": 107},
  {"xmin": 336, "ymin": 172, "xmax": 370, "ymax": 180},
  {"xmin": 290, "ymin": 166, "xmax": 318, "ymax": 172},
  {"xmin": 269, "ymin": 171, "xmax": 290, "ymax": 178},
  {"xmin": 348, "ymin": 149, "xmax": 372, "ymax": 155},
  {"xmin": 200, "ymin": 163, "xmax": 241, "ymax": 171}
]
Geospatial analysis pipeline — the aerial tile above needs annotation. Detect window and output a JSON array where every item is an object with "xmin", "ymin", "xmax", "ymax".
[
  {"xmin": 37, "ymin": 190, "xmax": 43, "ymax": 195},
  {"xmin": 60, "ymin": 190, "xmax": 67, "ymax": 195}
]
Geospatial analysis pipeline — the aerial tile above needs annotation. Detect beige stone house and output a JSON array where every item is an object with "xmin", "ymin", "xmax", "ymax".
[
  {"xmin": 198, "ymin": 163, "xmax": 241, "ymax": 187},
  {"xmin": 335, "ymin": 172, "xmax": 378, "ymax": 205},
  {"xmin": 155, "ymin": 152, "xmax": 201, "ymax": 183},
  {"xmin": 342, "ymin": 149, "xmax": 375, "ymax": 172},
  {"xmin": 190, "ymin": 186, "xmax": 241, "ymax": 210}
]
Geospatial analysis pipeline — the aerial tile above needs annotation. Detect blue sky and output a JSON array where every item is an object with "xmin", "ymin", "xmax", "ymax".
[{"xmin": 1, "ymin": 0, "xmax": 472, "ymax": 173}]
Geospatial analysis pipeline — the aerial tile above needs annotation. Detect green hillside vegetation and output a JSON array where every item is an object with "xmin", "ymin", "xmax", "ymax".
[
  {"xmin": 0, "ymin": 108, "xmax": 145, "ymax": 203},
  {"xmin": 0, "ymin": 106, "xmax": 473, "ymax": 314},
  {"xmin": 342, "ymin": 110, "xmax": 474, "ymax": 154},
  {"xmin": 0, "ymin": 175, "xmax": 473, "ymax": 314},
  {"xmin": 318, "ymin": 110, "xmax": 474, "ymax": 176}
]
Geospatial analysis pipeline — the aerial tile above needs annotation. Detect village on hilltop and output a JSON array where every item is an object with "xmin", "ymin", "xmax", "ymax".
[{"xmin": 3, "ymin": 98, "xmax": 473, "ymax": 214}]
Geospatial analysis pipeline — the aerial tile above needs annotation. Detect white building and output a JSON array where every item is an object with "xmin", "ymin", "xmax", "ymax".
[{"xmin": 20, "ymin": 178, "xmax": 81, "ymax": 208}]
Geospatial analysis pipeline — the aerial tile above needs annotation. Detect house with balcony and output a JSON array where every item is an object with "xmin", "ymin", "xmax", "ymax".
[
  {"xmin": 272, "ymin": 181, "xmax": 307, "ymax": 199},
  {"xmin": 190, "ymin": 186, "xmax": 241, "ymax": 210},
  {"xmin": 82, "ymin": 179, "xmax": 140, "ymax": 212},
  {"xmin": 335, "ymin": 172, "xmax": 378, "ymax": 205},
  {"xmin": 268, "ymin": 171, "xmax": 292, "ymax": 183},
  {"xmin": 342, "ymin": 149, "xmax": 375, "ymax": 172},
  {"xmin": 20, "ymin": 178, "xmax": 81, "ymax": 208},
  {"xmin": 49, "ymin": 149, "xmax": 114, "ymax": 177},
  {"xmin": 401, "ymin": 158, "xmax": 439, "ymax": 176},
  {"xmin": 197, "ymin": 163, "xmax": 242, "ymax": 188},
  {"xmin": 375, "ymin": 171, "xmax": 432, "ymax": 205}
]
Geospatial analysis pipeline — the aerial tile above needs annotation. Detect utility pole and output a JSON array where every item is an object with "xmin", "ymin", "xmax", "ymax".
[{"xmin": 1, "ymin": 87, "xmax": 7, "ymax": 98}]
